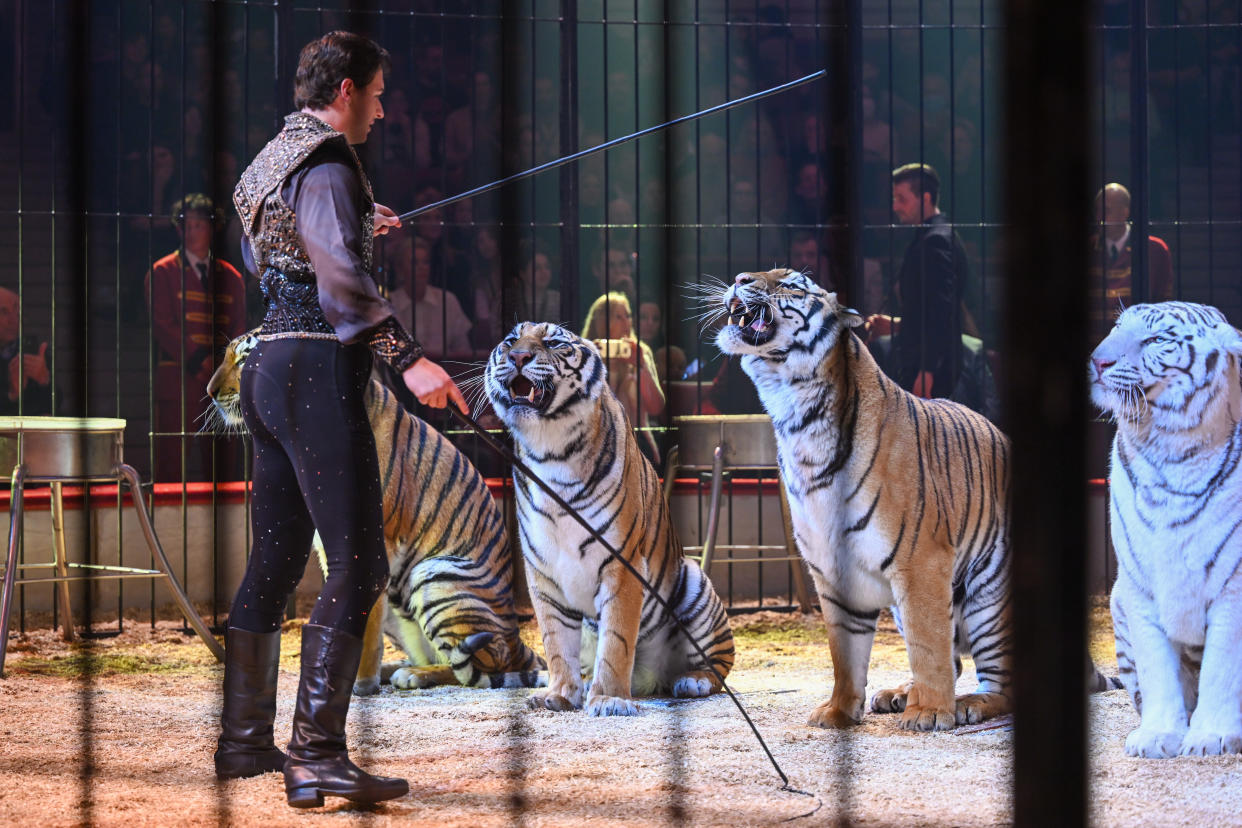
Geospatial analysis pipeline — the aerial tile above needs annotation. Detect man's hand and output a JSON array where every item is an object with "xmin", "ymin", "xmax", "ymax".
[
  {"xmin": 373, "ymin": 203, "xmax": 401, "ymax": 237},
  {"xmin": 402, "ymin": 357, "xmax": 468, "ymax": 413},
  {"xmin": 8, "ymin": 342, "xmax": 50, "ymax": 399},
  {"xmin": 911, "ymin": 371, "xmax": 935, "ymax": 399}
]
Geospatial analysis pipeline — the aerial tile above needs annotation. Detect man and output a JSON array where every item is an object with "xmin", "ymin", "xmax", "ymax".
[
  {"xmin": 872, "ymin": 163, "xmax": 969, "ymax": 399},
  {"xmin": 0, "ymin": 287, "xmax": 53, "ymax": 416},
  {"xmin": 389, "ymin": 235, "xmax": 473, "ymax": 358},
  {"xmin": 788, "ymin": 230, "xmax": 834, "ymax": 291},
  {"xmin": 217, "ymin": 31, "xmax": 465, "ymax": 808},
  {"xmin": 145, "ymin": 193, "xmax": 246, "ymax": 481},
  {"xmin": 1089, "ymin": 182, "xmax": 1173, "ymax": 342}
]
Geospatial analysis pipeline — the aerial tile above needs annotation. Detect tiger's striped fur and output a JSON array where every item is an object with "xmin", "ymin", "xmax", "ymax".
[
  {"xmin": 208, "ymin": 331, "xmax": 544, "ymax": 694},
  {"xmin": 715, "ymin": 268, "xmax": 1011, "ymax": 731},
  {"xmin": 484, "ymin": 322, "xmax": 734, "ymax": 716},
  {"xmin": 1091, "ymin": 301, "xmax": 1242, "ymax": 758}
]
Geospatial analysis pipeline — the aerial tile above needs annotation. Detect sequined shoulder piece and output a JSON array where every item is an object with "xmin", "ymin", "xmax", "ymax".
[{"xmin": 233, "ymin": 113, "xmax": 351, "ymax": 233}]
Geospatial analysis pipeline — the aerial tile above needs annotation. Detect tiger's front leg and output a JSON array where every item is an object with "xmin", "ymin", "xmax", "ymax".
[
  {"xmin": 525, "ymin": 582, "xmax": 585, "ymax": 712},
  {"xmin": 585, "ymin": 565, "xmax": 644, "ymax": 717},
  {"xmin": 891, "ymin": 560, "xmax": 957, "ymax": 732},
  {"xmin": 809, "ymin": 576, "xmax": 879, "ymax": 729}
]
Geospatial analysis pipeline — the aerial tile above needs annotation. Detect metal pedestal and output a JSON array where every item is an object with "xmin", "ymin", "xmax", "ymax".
[
  {"xmin": 669, "ymin": 415, "xmax": 813, "ymax": 612},
  {"xmin": 0, "ymin": 417, "xmax": 224, "ymax": 675}
]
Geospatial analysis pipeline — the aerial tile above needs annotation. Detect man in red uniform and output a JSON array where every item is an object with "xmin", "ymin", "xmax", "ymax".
[
  {"xmin": 145, "ymin": 193, "xmax": 246, "ymax": 481},
  {"xmin": 1088, "ymin": 182, "xmax": 1174, "ymax": 344}
]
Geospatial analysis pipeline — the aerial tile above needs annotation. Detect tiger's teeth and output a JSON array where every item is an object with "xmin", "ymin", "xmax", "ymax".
[{"xmin": 528, "ymin": 387, "xmax": 537, "ymax": 403}]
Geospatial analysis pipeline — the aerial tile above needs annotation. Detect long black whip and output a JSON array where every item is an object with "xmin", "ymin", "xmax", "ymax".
[
  {"xmin": 396, "ymin": 69, "xmax": 827, "ymax": 223},
  {"xmin": 445, "ymin": 403, "xmax": 818, "ymax": 815}
]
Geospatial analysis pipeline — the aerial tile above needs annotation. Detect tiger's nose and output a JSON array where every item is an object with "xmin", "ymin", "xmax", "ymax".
[
  {"xmin": 1092, "ymin": 357, "xmax": 1114, "ymax": 377},
  {"xmin": 734, "ymin": 273, "xmax": 755, "ymax": 286},
  {"xmin": 510, "ymin": 348, "xmax": 533, "ymax": 369}
]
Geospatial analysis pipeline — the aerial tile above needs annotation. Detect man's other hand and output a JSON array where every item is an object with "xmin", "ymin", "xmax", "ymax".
[
  {"xmin": 373, "ymin": 203, "xmax": 401, "ymax": 236},
  {"xmin": 402, "ymin": 357, "xmax": 468, "ymax": 413}
]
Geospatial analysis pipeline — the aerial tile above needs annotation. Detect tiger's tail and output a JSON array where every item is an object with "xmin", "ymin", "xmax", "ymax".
[
  {"xmin": 450, "ymin": 631, "xmax": 547, "ymax": 689},
  {"xmin": 1087, "ymin": 656, "xmax": 1124, "ymax": 692}
]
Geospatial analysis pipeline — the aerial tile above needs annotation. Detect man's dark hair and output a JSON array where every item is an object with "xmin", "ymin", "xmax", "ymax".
[
  {"xmin": 891, "ymin": 163, "xmax": 940, "ymax": 208},
  {"xmin": 170, "ymin": 193, "xmax": 216, "ymax": 228},
  {"xmin": 294, "ymin": 31, "xmax": 391, "ymax": 110},
  {"xmin": 789, "ymin": 230, "xmax": 818, "ymax": 250}
]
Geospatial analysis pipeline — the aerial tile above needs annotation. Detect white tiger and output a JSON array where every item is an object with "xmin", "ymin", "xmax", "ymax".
[{"xmin": 1090, "ymin": 301, "xmax": 1242, "ymax": 758}]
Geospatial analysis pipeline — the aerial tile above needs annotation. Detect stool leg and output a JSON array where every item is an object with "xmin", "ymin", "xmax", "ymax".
[
  {"xmin": 777, "ymin": 478, "xmax": 813, "ymax": 613},
  {"xmin": 1, "ymin": 464, "xmax": 27, "ymax": 677},
  {"xmin": 117, "ymin": 464, "xmax": 224, "ymax": 662},
  {"xmin": 700, "ymin": 445, "xmax": 726, "ymax": 576},
  {"xmin": 49, "ymin": 482, "xmax": 75, "ymax": 642}
]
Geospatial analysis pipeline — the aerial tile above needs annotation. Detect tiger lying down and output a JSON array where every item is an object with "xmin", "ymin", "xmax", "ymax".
[
  {"xmin": 715, "ymin": 268, "xmax": 1117, "ymax": 731},
  {"xmin": 485, "ymin": 323, "xmax": 735, "ymax": 716},
  {"xmin": 208, "ymin": 331, "xmax": 544, "ymax": 695}
]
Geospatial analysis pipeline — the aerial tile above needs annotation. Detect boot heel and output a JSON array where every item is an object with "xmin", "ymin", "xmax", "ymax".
[{"xmin": 286, "ymin": 786, "xmax": 325, "ymax": 808}]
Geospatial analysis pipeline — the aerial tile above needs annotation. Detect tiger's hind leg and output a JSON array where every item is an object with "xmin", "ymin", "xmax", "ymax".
[{"xmin": 955, "ymin": 558, "xmax": 1012, "ymax": 726}]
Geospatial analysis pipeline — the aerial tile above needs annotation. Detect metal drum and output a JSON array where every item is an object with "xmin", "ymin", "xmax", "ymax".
[
  {"xmin": 0, "ymin": 417, "xmax": 126, "ymax": 482},
  {"xmin": 672, "ymin": 414, "xmax": 779, "ymax": 469}
]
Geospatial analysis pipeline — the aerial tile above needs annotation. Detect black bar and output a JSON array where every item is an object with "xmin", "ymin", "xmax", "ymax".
[
  {"xmin": 558, "ymin": 1, "xmax": 579, "ymax": 325},
  {"xmin": 1005, "ymin": 0, "xmax": 1090, "ymax": 825},
  {"xmin": 1129, "ymin": 0, "xmax": 1148, "ymax": 302}
]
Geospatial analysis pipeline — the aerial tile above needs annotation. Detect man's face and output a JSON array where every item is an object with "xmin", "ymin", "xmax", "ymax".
[
  {"xmin": 0, "ymin": 292, "xmax": 18, "ymax": 346},
  {"xmin": 1096, "ymin": 190, "xmax": 1129, "ymax": 227},
  {"xmin": 892, "ymin": 181, "xmax": 927, "ymax": 225},
  {"xmin": 344, "ymin": 69, "xmax": 385, "ymax": 144},
  {"xmin": 179, "ymin": 213, "xmax": 213, "ymax": 259},
  {"xmin": 415, "ymin": 187, "xmax": 443, "ymax": 242}
]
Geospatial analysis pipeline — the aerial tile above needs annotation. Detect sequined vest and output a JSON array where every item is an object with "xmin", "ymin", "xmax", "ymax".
[{"xmin": 233, "ymin": 112, "xmax": 375, "ymax": 337}]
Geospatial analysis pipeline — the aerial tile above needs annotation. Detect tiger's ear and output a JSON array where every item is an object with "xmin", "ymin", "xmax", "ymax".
[
  {"xmin": 1224, "ymin": 325, "xmax": 1242, "ymax": 357},
  {"xmin": 841, "ymin": 306, "xmax": 865, "ymax": 329}
]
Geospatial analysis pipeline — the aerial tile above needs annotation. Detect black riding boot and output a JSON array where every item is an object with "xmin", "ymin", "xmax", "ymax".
[
  {"xmin": 283, "ymin": 624, "xmax": 409, "ymax": 808},
  {"xmin": 215, "ymin": 628, "xmax": 288, "ymax": 779}
]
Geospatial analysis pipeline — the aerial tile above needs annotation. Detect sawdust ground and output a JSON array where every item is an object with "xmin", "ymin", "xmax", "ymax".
[{"xmin": 1, "ymin": 601, "xmax": 1239, "ymax": 827}]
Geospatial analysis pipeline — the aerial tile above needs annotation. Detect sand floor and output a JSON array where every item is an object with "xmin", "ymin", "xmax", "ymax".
[{"xmin": 1, "ymin": 603, "xmax": 1239, "ymax": 827}]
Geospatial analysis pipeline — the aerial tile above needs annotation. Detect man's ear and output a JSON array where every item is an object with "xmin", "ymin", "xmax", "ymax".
[{"xmin": 338, "ymin": 77, "xmax": 355, "ymax": 103}]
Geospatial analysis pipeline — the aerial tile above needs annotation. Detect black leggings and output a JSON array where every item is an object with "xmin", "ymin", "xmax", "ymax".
[{"xmin": 227, "ymin": 337, "xmax": 388, "ymax": 638}]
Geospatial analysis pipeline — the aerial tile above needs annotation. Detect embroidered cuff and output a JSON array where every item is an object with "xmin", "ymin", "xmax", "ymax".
[{"xmin": 368, "ymin": 316, "xmax": 423, "ymax": 372}]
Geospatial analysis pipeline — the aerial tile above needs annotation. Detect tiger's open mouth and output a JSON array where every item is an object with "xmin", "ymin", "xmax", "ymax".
[
  {"xmin": 727, "ymin": 298, "xmax": 777, "ymax": 345},
  {"xmin": 507, "ymin": 374, "xmax": 551, "ymax": 410}
]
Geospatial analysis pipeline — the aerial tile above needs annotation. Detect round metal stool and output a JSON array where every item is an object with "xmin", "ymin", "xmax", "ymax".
[{"xmin": 0, "ymin": 416, "xmax": 224, "ymax": 675}]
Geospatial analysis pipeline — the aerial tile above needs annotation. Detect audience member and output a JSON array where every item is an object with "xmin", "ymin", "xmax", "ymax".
[
  {"xmin": 0, "ymin": 287, "xmax": 54, "ymax": 416},
  {"xmin": 1089, "ymin": 182, "xmax": 1174, "ymax": 343},
  {"xmin": 788, "ymin": 230, "xmax": 834, "ymax": 291},
  {"xmin": 145, "ymin": 193, "xmax": 246, "ymax": 481},
  {"xmin": 511, "ymin": 239, "xmax": 561, "ymax": 323},
  {"xmin": 465, "ymin": 225, "xmax": 504, "ymax": 350},
  {"xmin": 583, "ymin": 291, "xmax": 666, "ymax": 463},
  {"xmin": 388, "ymin": 235, "xmax": 473, "ymax": 359},
  {"xmin": 637, "ymin": 297, "xmax": 687, "ymax": 384}
]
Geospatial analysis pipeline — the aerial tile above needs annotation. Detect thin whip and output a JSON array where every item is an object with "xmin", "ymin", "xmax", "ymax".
[{"xmin": 396, "ymin": 69, "xmax": 827, "ymax": 223}]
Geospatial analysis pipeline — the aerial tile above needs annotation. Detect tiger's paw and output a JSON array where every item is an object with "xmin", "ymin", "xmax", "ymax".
[
  {"xmin": 586, "ymin": 694, "xmax": 639, "ymax": 717},
  {"xmin": 353, "ymin": 676, "xmax": 381, "ymax": 696},
  {"xmin": 1124, "ymin": 725, "xmax": 1185, "ymax": 758},
  {"xmin": 390, "ymin": 667, "xmax": 442, "ymax": 690},
  {"xmin": 526, "ymin": 688, "xmax": 583, "ymax": 712},
  {"xmin": 672, "ymin": 671, "xmax": 722, "ymax": 698},
  {"xmin": 954, "ymin": 692, "xmax": 1010, "ymax": 725},
  {"xmin": 807, "ymin": 701, "xmax": 861, "ymax": 729},
  {"xmin": 869, "ymin": 687, "xmax": 909, "ymax": 714},
  {"xmin": 1179, "ymin": 728, "xmax": 1242, "ymax": 757},
  {"xmin": 899, "ymin": 704, "xmax": 956, "ymax": 732}
]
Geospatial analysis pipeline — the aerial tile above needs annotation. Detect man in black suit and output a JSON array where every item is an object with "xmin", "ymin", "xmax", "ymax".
[{"xmin": 880, "ymin": 163, "xmax": 969, "ymax": 399}]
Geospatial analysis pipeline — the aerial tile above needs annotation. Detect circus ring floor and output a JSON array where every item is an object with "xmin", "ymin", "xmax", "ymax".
[{"xmin": 1, "ymin": 601, "xmax": 1238, "ymax": 827}]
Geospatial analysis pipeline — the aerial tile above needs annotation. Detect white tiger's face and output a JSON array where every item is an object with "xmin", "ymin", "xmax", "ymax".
[
  {"xmin": 1090, "ymin": 301, "xmax": 1242, "ymax": 422},
  {"xmin": 485, "ymin": 322, "xmax": 606, "ymax": 430},
  {"xmin": 715, "ymin": 268, "xmax": 863, "ymax": 360}
]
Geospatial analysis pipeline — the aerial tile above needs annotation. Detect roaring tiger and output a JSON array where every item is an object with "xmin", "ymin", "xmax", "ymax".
[
  {"xmin": 208, "ymin": 331, "xmax": 544, "ymax": 694},
  {"xmin": 713, "ymin": 268, "xmax": 1012, "ymax": 731},
  {"xmin": 1090, "ymin": 301, "xmax": 1242, "ymax": 758},
  {"xmin": 484, "ymin": 322, "xmax": 734, "ymax": 716}
]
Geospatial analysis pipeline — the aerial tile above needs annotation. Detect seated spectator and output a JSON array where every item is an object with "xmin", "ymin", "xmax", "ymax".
[
  {"xmin": 465, "ymin": 225, "xmax": 504, "ymax": 350},
  {"xmin": 637, "ymin": 297, "xmax": 687, "ymax": 384},
  {"xmin": 388, "ymin": 235, "xmax": 473, "ymax": 360},
  {"xmin": 511, "ymin": 239, "xmax": 561, "ymax": 323},
  {"xmin": 0, "ymin": 287, "xmax": 54, "ymax": 416},
  {"xmin": 788, "ymin": 230, "xmax": 834, "ymax": 291},
  {"xmin": 583, "ymin": 291, "xmax": 665, "ymax": 463}
]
